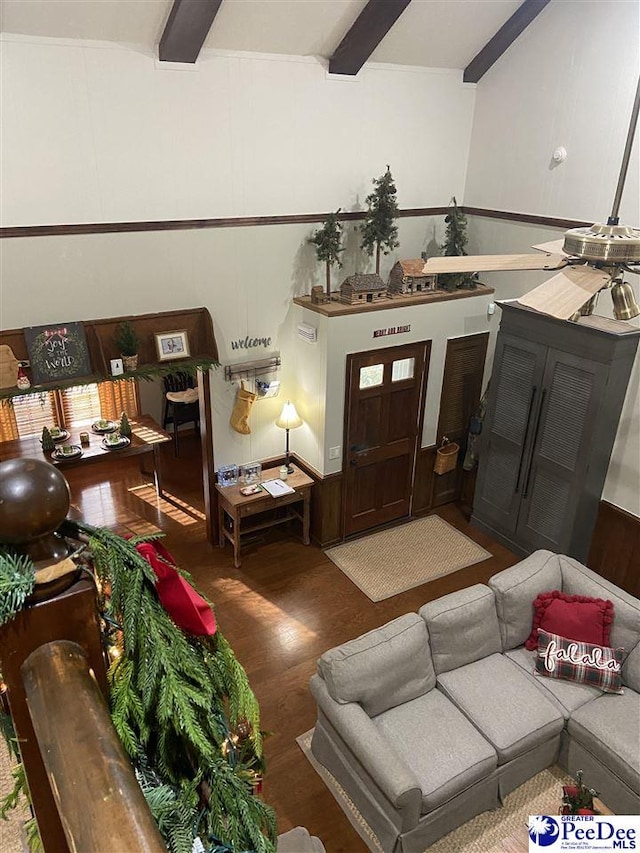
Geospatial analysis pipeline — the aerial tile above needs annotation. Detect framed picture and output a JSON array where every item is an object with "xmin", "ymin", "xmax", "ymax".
[
  {"xmin": 24, "ymin": 322, "xmax": 92, "ymax": 385},
  {"xmin": 155, "ymin": 330, "xmax": 190, "ymax": 362}
]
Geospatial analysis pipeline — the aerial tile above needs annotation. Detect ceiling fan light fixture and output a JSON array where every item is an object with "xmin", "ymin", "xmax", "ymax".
[
  {"xmin": 611, "ymin": 280, "xmax": 640, "ymax": 321},
  {"xmin": 563, "ymin": 223, "xmax": 640, "ymax": 264}
]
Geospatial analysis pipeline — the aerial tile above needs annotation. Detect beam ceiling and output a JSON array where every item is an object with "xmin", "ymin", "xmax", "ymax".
[
  {"xmin": 464, "ymin": 0, "xmax": 550, "ymax": 83},
  {"xmin": 159, "ymin": 0, "xmax": 223, "ymax": 64},
  {"xmin": 329, "ymin": 0, "xmax": 412, "ymax": 77}
]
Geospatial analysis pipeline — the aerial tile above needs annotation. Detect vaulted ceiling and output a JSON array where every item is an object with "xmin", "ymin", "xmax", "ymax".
[{"xmin": 0, "ymin": 0, "xmax": 550, "ymax": 81}]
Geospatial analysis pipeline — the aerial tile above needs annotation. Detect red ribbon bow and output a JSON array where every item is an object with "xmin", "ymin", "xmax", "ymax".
[{"xmin": 134, "ymin": 540, "xmax": 216, "ymax": 637}]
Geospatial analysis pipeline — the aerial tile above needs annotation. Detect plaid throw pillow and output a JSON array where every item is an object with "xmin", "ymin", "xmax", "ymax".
[{"xmin": 535, "ymin": 629, "xmax": 624, "ymax": 694}]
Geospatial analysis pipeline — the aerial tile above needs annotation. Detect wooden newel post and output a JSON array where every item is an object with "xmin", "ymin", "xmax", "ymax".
[
  {"xmin": 22, "ymin": 640, "xmax": 166, "ymax": 853},
  {"xmin": 0, "ymin": 579, "xmax": 107, "ymax": 852}
]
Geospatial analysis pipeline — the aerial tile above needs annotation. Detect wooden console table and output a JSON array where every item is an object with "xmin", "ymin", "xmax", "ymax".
[{"xmin": 216, "ymin": 464, "xmax": 313, "ymax": 567}]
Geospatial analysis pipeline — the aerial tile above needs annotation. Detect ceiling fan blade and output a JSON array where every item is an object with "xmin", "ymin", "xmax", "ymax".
[
  {"xmin": 422, "ymin": 254, "xmax": 567, "ymax": 274},
  {"xmin": 531, "ymin": 239, "xmax": 567, "ymax": 255},
  {"xmin": 517, "ymin": 266, "xmax": 611, "ymax": 320}
]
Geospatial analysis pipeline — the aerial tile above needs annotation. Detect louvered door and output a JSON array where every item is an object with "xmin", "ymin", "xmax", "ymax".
[
  {"xmin": 515, "ymin": 351, "xmax": 607, "ymax": 552},
  {"xmin": 473, "ymin": 335, "xmax": 546, "ymax": 532},
  {"xmin": 432, "ymin": 333, "xmax": 489, "ymax": 507},
  {"xmin": 471, "ymin": 301, "xmax": 639, "ymax": 563}
]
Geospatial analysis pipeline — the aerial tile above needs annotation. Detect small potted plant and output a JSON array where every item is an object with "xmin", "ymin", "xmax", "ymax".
[
  {"xmin": 113, "ymin": 321, "xmax": 140, "ymax": 372},
  {"xmin": 561, "ymin": 770, "xmax": 600, "ymax": 815}
]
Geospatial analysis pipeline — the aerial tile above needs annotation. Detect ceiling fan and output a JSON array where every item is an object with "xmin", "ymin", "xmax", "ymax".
[{"xmin": 424, "ymin": 77, "xmax": 640, "ymax": 322}]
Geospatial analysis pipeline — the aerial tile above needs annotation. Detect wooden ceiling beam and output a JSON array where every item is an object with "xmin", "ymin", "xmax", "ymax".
[
  {"xmin": 329, "ymin": 0, "xmax": 412, "ymax": 76},
  {"xmin": 463, "ymin": 0, "xmax": 550, "ymax": 83},
  {"xmin": 159, "ymin": 0, "xmax": 223, "ymax": 64}
]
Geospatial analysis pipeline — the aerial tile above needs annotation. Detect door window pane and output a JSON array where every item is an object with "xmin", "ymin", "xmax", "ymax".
[
  {"xmin": 392, "ymin": 357, "xmax": 415, "ymax": 382},
  {"xmin": 359, "ymin": 364, "xmax": 384, "ymax": 388}
]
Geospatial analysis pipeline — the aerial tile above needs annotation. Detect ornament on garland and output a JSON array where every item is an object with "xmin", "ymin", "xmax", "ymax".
[
  {"xmin": 118, "ymin": 412, "xmax": 132, "ymax": 437},
  {"xmin": 41, "ymin": 426, "xmax": 55, "ymax": 453}
]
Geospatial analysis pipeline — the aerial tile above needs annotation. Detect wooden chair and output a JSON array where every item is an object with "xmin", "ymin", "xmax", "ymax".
[{"xmin": 161, "ymin": 373, "xmax": 199, "ymax": 456}]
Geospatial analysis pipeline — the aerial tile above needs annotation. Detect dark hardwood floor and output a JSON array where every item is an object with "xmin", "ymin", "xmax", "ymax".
[{"xmin": 62, "ymin": 434, "xmax": 519, "ymax": 853}]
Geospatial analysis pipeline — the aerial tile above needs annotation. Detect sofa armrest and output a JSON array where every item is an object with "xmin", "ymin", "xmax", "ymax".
[{"xmin": 310, "ymin": 674, "xmax": 422, "ymax": 817}]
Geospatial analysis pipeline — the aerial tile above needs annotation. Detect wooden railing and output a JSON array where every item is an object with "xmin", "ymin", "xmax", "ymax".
[{"xmin": 0, "ymin": 579, "xmax": 166, "ymax": 852}]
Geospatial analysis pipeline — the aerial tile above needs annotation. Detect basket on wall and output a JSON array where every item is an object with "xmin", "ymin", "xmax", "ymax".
[{"xmin": 434, "ymin": 437, "xmax": 460, "ymax": 475}]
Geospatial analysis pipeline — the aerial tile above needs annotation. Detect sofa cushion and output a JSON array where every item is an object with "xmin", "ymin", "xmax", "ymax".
[
  {"xmin": 489, "ymin": 551, "xmax": 562, "ymax": 650},
  {"xmin": 505, "ymin": 646, "xmax": 600, "ymax": 719},
  {"xmin": 623, "ymin": 641, "xmax": 640, "ymax": 691},
  {"xmin": 373, "ymin": 689, "xmax": 497, "ymax": 813},
  {"xmin": 524, "ymin": 590, "xmax": 614, "ymax": 651},
  {"xmin": 418, "ymin": 585, "xmax": 502, "ymax": 675},
  {"xmin": 535, "ymin": 629, "xmax": 624, "ymax": 695},
  {"xmin": 317, "ymin": 613, "xmax": 435, "ymax": 717},
  {"xmin": 568, "ymin": 691, "xmax": 640, "ymax": 795},
  {"xmin": 559, "ymin": 556, "xmax": 640, "ymax": 656},
  {"xmin": 437, "ymin": 653, "xmax": 564, "ymax": 765}
]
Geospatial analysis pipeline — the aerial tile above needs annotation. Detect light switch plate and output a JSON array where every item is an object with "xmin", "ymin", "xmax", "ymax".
[{"xmin": 329, "ymin": 446, "xmax": 341, "ymax": 460}]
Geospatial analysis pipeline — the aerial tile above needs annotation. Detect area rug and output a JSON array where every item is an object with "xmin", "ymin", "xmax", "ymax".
[
  {"xmin": 0, "ymin": 735, "xmax": 29, "ymax": 853},
  {"xmin": 297, "ymin": 729, "xmax": 571, "ymax": 853},
  {"xmin": 324, "ymin": 516, "xmax": 491, "ymax": 602}
]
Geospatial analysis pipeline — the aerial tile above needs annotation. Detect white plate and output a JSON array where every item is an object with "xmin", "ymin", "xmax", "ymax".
[
  {"xmin": 45, "ymin": 428, "xmax": 69, "ymax": 444},
  {"xmin": 101, "ymin": 436, "xmax": 131, "ymax": 450},
  {"xmin": 53, "ymin": 445, "xmax": 83, "ymax": 460},
  {"xmin": 92, "ymin": 420, "xmax": 118, "ymax": 434}
]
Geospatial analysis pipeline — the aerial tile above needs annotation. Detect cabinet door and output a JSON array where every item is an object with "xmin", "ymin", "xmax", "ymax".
[
  {"xmin": 516, "ymin": 350, "xmax": 608, "ymax": 553},
  {"xmin": 473, "ymin": 334, "xmax": 546, "ymax": 534}
]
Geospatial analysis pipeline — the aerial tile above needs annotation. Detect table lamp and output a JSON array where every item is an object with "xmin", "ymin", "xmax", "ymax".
[{"xmin": 275, "ymin": 401, "xmax": 303, "ymax": 473}]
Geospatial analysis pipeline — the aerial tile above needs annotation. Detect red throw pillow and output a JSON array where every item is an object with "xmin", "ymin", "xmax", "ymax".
[{"xmin": 524, "ymin": 590, "xmax": 614, "ymax": 651}]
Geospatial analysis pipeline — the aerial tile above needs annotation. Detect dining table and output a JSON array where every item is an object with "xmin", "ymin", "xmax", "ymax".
[{"xmin": 0, "ymin": 414, "xmax": 172, "ymax": 497}]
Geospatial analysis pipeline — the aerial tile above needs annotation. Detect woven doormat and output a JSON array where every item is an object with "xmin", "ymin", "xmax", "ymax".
[
  {"xmin": 325, "ymin": 515, "xmax": 491, "ymax": 602},
  {"xmin": 296, "ymin": 728, "xmax": 572, "ymax": 853}
]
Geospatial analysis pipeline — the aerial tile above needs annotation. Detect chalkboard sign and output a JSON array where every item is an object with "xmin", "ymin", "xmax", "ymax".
[{"xmin": 24, "ymin": 322, "xmax": 92, "ymax": 385}]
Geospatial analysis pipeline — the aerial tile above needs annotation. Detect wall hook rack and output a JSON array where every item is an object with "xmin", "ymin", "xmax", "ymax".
[{"xmin": 224, "ymin": 355, "xmax": 281, "ymax": 384}]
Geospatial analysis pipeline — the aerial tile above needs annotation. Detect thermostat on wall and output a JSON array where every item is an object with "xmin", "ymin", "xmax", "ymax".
[{"xmin": 297, "ymin": 323, "xmax": 317, "ymax": 343}]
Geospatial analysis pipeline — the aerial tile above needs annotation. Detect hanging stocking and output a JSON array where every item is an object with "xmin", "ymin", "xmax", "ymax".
[{"xmin": 230, "ymin": 381, "xmax": 257, "ymax": 434}]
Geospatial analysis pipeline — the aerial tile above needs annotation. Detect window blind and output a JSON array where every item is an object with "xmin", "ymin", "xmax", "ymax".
[{"xmin": 12, "ymin": 393, "xmax": 60, "ymax": 438}]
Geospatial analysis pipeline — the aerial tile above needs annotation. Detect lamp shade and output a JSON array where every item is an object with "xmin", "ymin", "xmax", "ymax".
[{"xmin": 275, "ymin": 401, "xmax": 303, "ymax": 431}]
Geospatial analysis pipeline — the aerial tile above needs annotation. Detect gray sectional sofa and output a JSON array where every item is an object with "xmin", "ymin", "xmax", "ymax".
[{"xmin": 309, "ymin": 550, "xmax": 640, "ymax": 853}]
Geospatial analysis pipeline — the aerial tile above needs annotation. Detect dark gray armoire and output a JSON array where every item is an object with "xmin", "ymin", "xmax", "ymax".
[{"xmin": 472, "ymin": 301, "xmax": 639, "ymax": 562}]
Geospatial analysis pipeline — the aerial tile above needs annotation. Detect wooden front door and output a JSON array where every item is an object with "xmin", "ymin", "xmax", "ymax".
[{"xmin": 343, "ymin": 342, "xmax": 429, "ymax": 537}]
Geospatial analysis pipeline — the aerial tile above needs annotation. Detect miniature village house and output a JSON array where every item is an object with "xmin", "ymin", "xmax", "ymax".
[
  {"xmin": 388, "ymin": 259, "xmax": 437, "ymax": 295},
  {"xmin": 339, "ymin": 273, "xmax": 387, "ymax": 305},
  {"xmin": 311, "ymin": 285, "xmax": 330, "ymax": 305}
]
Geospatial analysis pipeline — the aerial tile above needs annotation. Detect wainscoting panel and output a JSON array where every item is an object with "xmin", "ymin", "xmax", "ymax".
[{"xmin": 588, "ymin": 501, "xmax": 640, "ymax": 597}]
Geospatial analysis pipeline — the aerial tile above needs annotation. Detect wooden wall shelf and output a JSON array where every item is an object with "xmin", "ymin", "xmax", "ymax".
[
  {"xmin": 293, "ymin": 284, "xmax": 494, "ymax": 317},
  {"xmin": 0, "ymin": 307, "xmax": 218, "ymax": 400}
]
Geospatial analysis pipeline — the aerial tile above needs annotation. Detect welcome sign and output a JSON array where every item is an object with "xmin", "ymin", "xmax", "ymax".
[{"xmin": 24, "ymin": 322, "xmax": 92, "ymax": 385}]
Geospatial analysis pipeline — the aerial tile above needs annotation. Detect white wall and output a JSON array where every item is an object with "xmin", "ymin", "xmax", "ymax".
[
  {"xmin": 465, "ymin": 0, "xmax": 639, "ymax": 224},
  {"xmin": 463, "ymin": 0, "xmax": 640, "ymax": 517},
  {"xmin": 0, "ymin": 35, "xmax": 476, "ymax": 471},
  {"xmin": 0, "ymin": 36, "xmax": 475, "ymax": 227}
]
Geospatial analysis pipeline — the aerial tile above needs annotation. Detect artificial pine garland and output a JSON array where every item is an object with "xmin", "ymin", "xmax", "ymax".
[{"xmin": 0, "ymin": 523, "xmax": 276, "ymax": 853}]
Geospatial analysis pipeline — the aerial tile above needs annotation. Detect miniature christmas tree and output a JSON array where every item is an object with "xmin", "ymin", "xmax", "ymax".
[
  {"xmin": 41, "ymin": 426, "xmax": 55, "ymax": 452},
  {"xmin": 360, "ymin": 166, "xmax": 400, "ymax": 274},
  {"xmin": 119, "ymin": 412, "xmax": 132, "ymax": 437},
  {"xmin": 439, "ymin": 197, "xmax": 477, "ymax": 292},
  {"xmin": 309, "ymin": 209, "xmax": 344, "ymax": 297}
]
